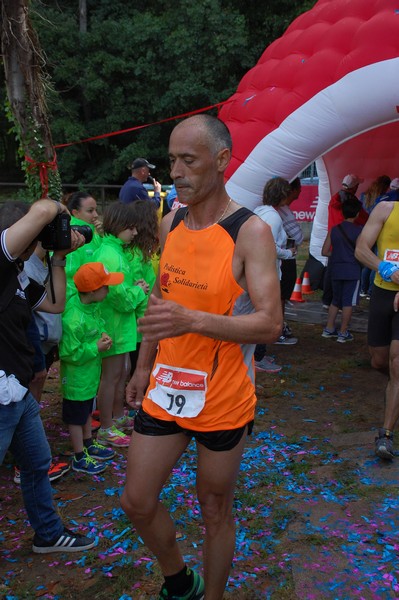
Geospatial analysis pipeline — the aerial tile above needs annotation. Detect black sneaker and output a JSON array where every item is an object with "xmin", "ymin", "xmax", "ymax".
[
  {"xmin": 32, "ymin": 527, "xmax": 95, "ymax": 554},
  {"xmin": 375, "ymin": 428, "xmax": 394, "ymax": 460},
  {"xmin": 159, "ymin": 570, "xmax": 204, "ymax": 599}
]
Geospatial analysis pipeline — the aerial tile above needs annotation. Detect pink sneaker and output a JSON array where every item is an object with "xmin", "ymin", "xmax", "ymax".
[
  {"xmin": 97, "ymin": 425, "xmax": 130, "ymax": 448},
  {"xmin": 113, "ymin": 414, "xmax": 135, "ymax": 432}
]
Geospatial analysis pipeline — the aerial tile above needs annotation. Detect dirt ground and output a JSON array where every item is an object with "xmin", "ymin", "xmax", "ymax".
[{"xmin": 1, "ymin": 315, "xmax": 397, "ymax": 600}]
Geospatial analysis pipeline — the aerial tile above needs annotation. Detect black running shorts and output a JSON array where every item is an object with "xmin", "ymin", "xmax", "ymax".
[
  {"xmin": 134, "ymin": 407, "xmax": 253, "ymax": 452},
  {"xmin": 368, "ymin": 284, "xmax": 399, "ymax": 347}
]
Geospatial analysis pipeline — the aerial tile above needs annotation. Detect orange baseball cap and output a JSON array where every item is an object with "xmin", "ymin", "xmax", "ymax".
[{"xmin": 73, "ymin": 262, "xmax": 124, "ymax": 292}]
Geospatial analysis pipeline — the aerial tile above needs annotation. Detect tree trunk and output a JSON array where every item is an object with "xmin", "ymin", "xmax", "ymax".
[
  {"xmin": 0, "ymin": 0, "xmax": 62, "ymax": 199},
  {"xmin": 79, "ymin": 0, "xmax": 87, "ymax": 34}
]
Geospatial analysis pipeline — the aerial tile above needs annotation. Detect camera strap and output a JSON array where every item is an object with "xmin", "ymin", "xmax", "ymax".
[{"xmin": 45, "ymin": 251, "xmax": 56, "ymax": 304}]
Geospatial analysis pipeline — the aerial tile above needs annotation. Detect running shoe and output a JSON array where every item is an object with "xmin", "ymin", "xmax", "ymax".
[
  {"xmin": 337, "ymin": 330, "xmax": 354, "ymax": 343},
  {"xmin": 321, "ymin": 328, "xmax": 338, "ymax": 338},
  {"xmin": 113, "ymin": 414, "xmax": 135, "ymax": 432},
  {"xmin": 274, "ymin": 334, "xmax": 298, "ymax": 345},
  {"xmin": 264, "ymin": 355, "xmax": 276, "ymax": 363},
  {"xmin": 97, "ymin": 425, "xmax": 130, "ymax": 448},
  {"xmin": 32, "ymin": 527, "xmax": 95, "ymax": 554},
  {"xmin": 159, "ymin": 570, "xmax": 204, "ymax": 600},
  {"xmin": 375, "ymin": 428, "xmax": 394, "ymax": 460},
  {"xmin": 13, "ymin": 467, "xmax": 20, "ymax": 484},
  {"xmin": 254, "ymin": 357, "xmax": 282, "ymax": 373},
  {"xmin": 72, "ymin": 449, "xmax": 106, "ymax": 475},
  {"xmin": 48, "ymin": 460, "xmax": 71, "ymax": 480},
  {"xmin": 91, "ymin": 417, "xmax": 101, "ymax": 432},
  {"xmin": 282, "ymin": 323, "xmax": 294, "ymax": 338},
  {"xmin": 14, "ymin": 460, "xmax": 70, "ymax": 485},
  {"xmin": 86, "ymin": 440, "xmax": 115, "ymax": 461}
]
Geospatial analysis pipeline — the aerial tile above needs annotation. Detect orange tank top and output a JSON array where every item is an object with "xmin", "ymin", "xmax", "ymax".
[{"xmin": 142, "ymin": 207, "xmax": 257, "ymax": 431}]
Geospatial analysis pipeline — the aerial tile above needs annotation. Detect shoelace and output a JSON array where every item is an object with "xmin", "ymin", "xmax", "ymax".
[
  {"xmin": 81, "ymin": 449, "xmax": 99, "ymax": 466},
  {"xmin": 109, "ymin": 425, "xmax": 128, "ymax": 437},
  {"xmin": 114, "ymin": 416, "xmax": 133, "ymax": 426},
  {"xmin": 90, "ymin": 440, "xmax": 106, "ymax": 450}
]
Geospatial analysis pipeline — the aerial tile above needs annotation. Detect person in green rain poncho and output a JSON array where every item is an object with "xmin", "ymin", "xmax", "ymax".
[
  {"xmin": 60, "ymin": 262, "xmax": 123, "ymax": 474},
  {"xmin": 93, "ymin": 202, "xmax": 148, "ymax": 448},
  {"xmin": 64, "ymin": 192, "xmax": 103, "ymax": 300}
]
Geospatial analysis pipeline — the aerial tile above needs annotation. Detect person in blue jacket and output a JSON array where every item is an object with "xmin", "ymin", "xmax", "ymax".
[{"xmin": 119, "ymin": 158, "xmax": 162, "ymax": 208}]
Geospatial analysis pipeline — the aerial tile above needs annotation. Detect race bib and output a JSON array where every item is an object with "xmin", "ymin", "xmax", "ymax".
[
  {"xmin": 384, "ymin": 249, "xmax": 399, "ymax": 263},
  {"xmin": 148, "ymin": 363, "xmax": 208, "ymax": 418}
]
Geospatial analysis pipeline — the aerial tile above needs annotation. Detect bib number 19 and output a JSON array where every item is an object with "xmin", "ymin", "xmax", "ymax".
[
  {"xmin": 166, "ymin": 393, "xmax": 186, "ymax": 414},
  {"xmin": 150, "ymin": 363, "xmax": 207, "ymax": 417}
]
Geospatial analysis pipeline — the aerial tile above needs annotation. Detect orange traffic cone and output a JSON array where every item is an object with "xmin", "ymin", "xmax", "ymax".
[
  {"xmin": 302, "ymin": 271, "xmax": 313, "ymax": 294},
  {"xmin": 290, "ymin": 277, "xmax": 305, "ymax": 302}
]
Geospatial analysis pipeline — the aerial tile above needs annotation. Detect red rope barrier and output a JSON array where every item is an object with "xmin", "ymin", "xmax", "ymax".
[{"xmin": 54, "ymin": 101, "xmax": 229, "ymax": 149}]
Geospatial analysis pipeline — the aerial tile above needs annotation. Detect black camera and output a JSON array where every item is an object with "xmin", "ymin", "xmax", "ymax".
[{"xmin": 38, "ymin": 213, "xmax": 93, "ymax": 250}]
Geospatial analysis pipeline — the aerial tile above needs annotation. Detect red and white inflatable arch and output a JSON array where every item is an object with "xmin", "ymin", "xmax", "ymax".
[{"xmin": 219, "ymin": 0, "xmax": 399, "ymax": 263}]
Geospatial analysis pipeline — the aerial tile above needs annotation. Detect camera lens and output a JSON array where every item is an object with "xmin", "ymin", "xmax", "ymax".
[{"xmin": 71, "ymin": 225, "xmax": 93, "ymax": 244}]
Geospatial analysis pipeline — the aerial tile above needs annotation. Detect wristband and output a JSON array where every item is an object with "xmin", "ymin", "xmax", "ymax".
[
  {"xmin": 51, "ymin": 257, "xmax": 66, "ymax": 267},
  {"xmin": 378, "ymin": 260, "xmax": 399, "ymax": 282}
]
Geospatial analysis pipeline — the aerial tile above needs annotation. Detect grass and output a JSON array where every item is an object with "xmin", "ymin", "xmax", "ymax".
[
  {"xmin": 270, "ymin": 507, "xmax": 297, "ymax": 535},
  {"xmin": 87, "ymin": 563, "xmax": 158, "ymax": 600}
]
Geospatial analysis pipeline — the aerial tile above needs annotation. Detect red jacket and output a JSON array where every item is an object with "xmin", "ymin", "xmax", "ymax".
[{"xmin": 328, "ymin": 191, "xmax": 368, "ymax": 231}]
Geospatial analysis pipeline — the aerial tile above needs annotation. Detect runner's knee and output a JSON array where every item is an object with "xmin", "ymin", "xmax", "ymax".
[
  {"xmin": 120, "ymin": 487, "xmax": 157, "ymax": 522},
  {"xmin": 198, "ymin": 491, "xmax": 233, "ymax": 529}
]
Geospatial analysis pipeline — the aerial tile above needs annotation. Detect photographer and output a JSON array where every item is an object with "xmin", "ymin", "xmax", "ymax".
[{"xmin": 0, "ymin": 198, "xmax": 95, "ymax": 553}]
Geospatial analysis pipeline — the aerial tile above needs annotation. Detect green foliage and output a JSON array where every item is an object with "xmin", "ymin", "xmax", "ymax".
[
  {"xmin": 4, "ymin": 98, "xmax": 62, "ymax": 201},
  {"xmin": 2, "ymin": 0, "xmax": 317, "ymax": 187}
]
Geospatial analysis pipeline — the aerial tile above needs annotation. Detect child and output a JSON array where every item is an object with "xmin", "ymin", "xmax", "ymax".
[
  {"xmin": 321, "ymin": 198, "xmax": 363, "ymax": 343},
  {"xmin": 59, "ymin": 262, "xmax": 123, "ymax": 474},
  {"xmin": 63, "ymin": 191, "xmax": 103, "ymax": 301},
  {"xmin": 127, "ymin": 200, "xmax": 159, "ymax": 375},
  {"xmin": 93, "ymin": 203, "xmax": 147, "ymax": 448}
]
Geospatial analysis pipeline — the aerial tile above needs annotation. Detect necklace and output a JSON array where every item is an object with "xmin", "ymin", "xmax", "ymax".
[
  {"xmin": 216, "ymin": 197, "xmax": 232, "ymax": 223},
  {"xmin": 185, "ymin": 198, "xmax": 232, "ymax": 229}
]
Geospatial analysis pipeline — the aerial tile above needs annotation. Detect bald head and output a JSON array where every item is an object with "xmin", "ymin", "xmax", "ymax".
[{"xmin": 173, "ymin": 115, "xmax": 232, "ymax": 156}]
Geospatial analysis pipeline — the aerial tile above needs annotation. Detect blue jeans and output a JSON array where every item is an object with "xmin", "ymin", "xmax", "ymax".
[{"xmin": 0, "ymin": 392, "xmax": 63, "ymax": 541}]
